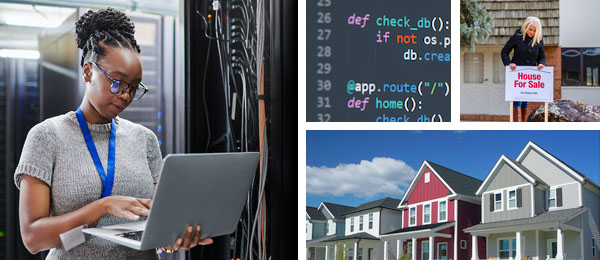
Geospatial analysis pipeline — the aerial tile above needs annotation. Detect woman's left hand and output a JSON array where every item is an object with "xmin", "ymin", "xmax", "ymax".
[
  {"xmin": 163, "ymin": 225, "xmax": 213, "ymax": 252},
  {"xmin": 537, "ymin": 64, "xmax": 545, "ymax": 70}
]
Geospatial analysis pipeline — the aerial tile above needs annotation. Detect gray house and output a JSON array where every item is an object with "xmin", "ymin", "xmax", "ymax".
[
  {"xmin": 307, "ymin": 203, "xmax": 355, "ymax": 260},
  {"xmin": 465, "ymin": 141, "xmax": 600, "ymax": 260}
]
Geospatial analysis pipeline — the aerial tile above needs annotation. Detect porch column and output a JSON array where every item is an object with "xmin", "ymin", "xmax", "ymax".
[
  {"xmin": 325, "ymin": 245, "xmax": 329, "ymax": 260},
  {"xmin": 429, "ymin": 236, "xmax": 434, "ymax": 260},
  {"xmin": 384, "ymin": 240, "xmax": 389, "ymax": 260},
  {"xmin": 471, "ymin": 235, "xmax": 479, "ymax": 260},
  {"xmin": 334, "ymin": 244, "xmax": 338, "ymax": 260},
  {"xmin": 515, "ymin": 231, "xmax": 522, "ymax": 260},
  {"xmin": 557, "ymin": 227, "xmax": 564, "ymax": 260},
  {"xmin": 354, "ymin": 241, "xmax": 358, "ymax": 260},
  {"xmin": 397, "ymin": 239, "xmax": 402, "ymax": 257},
  {"xmin": 412, "ymin": 237, "xmax": 417, "ymax": 260}
]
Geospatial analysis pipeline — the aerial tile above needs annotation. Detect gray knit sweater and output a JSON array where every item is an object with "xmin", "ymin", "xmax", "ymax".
[{"xmin": 14, "ymin": 111, "xmax": 162, "ymax": 260}]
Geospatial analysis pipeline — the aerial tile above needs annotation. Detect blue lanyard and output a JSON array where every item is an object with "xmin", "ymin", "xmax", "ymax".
[{"xmin": 76, "ymin": 107, "xmax": 116, "ymax": 198}]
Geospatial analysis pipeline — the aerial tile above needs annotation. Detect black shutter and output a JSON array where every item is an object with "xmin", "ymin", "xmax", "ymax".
[
  {"xmin": 489, "ymin": 194, "xmax": 494, "ymax": 212},
  {"xmin": 557, "ymin": 188, "xmax": 563, "ymax": 207},
  {"xmin": 517, "ymin": 188, "xmax": 522, "ymax": 207}
]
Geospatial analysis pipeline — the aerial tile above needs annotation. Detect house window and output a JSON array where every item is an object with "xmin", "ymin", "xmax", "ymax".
[
  {"xmin": 439, "ymin": 201, "xmax": 447, "ymax": 222},
  {"xmin": 499, "ymin": 238, "xmax": 516, "ymax": 258},
  {"xmin": 349, "ymin": 249, "xmax": 354, "ymax": 260},
  {"xmin": 423, "ymin": 204, "xmax": 431, "ymax": 224},
  {"xmin": 409, "ymin": 207, "xmax": 416, "ymax": 226},
  {"xmin": 461, "ymin": 240, "xmax": 467, "ymax": 249},
  {"xmin": 508, "ymin": 189, "xmax": 517, "ymax": 209},
  {"xmin": 493, "ymin": 53, "xmax": 506, "ymax": 84},
  {"xmin": 407, "ymin": 242, "xmax": 413, "ymax": 258},
  {"xmin": 422, "ymin": 241, "xmax": 430, "ymax": 260},
  {"xmin": 463, "ymin": 53, "xmax": 484, "ymax": 83},
  {"xmin": 561, "ymin": 48, "xmax": 600, "ymax": 86},
  {"xmin": 424, "ymin": 172, "xmax": 430, "ymax": 183},
  {"xmin": 549, "ymin": 189, "xmax": 557, "ymax": 208},
  {"xmin": 359, "ymin": 215, "xmax": 363, "ymax": 231},
  {"xmin": 368, "ymin": 213, "xmax": 373, "ymax": 229},
  {"xmin": 326, "ymin": 222, "xmax": 329, "ymax": 234},
  {"xmin": 494, "ymin": 192, "xmax": 503, "ymax": 211},
  {"xmin": 593, "ymin": 238, "xmax": 596, "ymax": 257},
  {"xmin": 351, "ymin": 217, "xmax": 354, "ymax": 232},
  {"xmin": 358, "ymin": 248, "xmax": 362, "ymax": 260}
]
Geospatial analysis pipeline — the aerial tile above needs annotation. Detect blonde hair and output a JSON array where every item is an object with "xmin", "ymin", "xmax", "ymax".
[{"xmin": 521, "ymin": 17, "xmax": 543, "ymax": 47}]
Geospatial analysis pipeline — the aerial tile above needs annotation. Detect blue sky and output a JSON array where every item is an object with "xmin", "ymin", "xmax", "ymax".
[{"xmin": 306, "ymin": 130, "xmax": 600, "ymax": 208}]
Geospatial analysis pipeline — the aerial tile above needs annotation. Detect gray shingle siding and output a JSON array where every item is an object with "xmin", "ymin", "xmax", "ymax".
[{"xmin": 520, "ymin": 149, "xmax": 577, "ymax": 186}]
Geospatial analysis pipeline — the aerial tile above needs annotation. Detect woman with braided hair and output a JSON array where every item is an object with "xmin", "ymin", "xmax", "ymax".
[{"xmin": 14, "ymin": 8, "xmax": 212, "ymax": 259}]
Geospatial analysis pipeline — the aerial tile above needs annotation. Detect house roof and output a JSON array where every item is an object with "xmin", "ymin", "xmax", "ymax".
[
  {"xmin": 382, "ymin": 221, "xmax": 455, "ymax": 235},
  {"xmin": 306, "ymin": 234, "xmax": 337, "ymax": 246},
  {"xmin": 476, "ymin": 154, "xmax": 549, "ymax": 196},
  {"xmin": 320, "ymin": 202, "xmax": 355, "ymax": 220},
  {"xmin": 322, "ymin": 232, "xmax": 380, "ymax": 242},
  {"xmin": 306, "ymin": 206, "xmax": 327, "ymax": 221},
  {"xmin": 426, "ymin": 161, "xmax": 483, "ymax": 197},
  {"xmin": 464, "ymin": 207, "xmax": 587, "ymax": 233},
  {"xmin": 477, "ymin": 0, "xmax": 559, "ymax": 45},
  {"xmin": 342, "ymin": 197, "xmax": 402, "ymax": 216}
]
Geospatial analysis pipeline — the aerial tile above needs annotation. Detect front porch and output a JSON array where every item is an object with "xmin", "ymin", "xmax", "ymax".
[
  {"xmin": 465, "ymin": 208, "xmax": 586, "ymax": 260},
  {"xmin": 322, "ymin": 232, "xmax": 381, "ymax": 260},
  {"xmin": 380, "ymin": 222, "xmax": 455, "ymax": 260}
]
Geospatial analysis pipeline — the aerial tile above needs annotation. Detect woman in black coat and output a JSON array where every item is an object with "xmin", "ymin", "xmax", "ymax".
[{"xmin": 501, "ymin": 16, "xmax": 546, "ymax": 122}]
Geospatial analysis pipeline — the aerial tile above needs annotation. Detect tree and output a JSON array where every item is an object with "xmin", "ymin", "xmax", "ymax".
[{"xmin": 460, "ymin": 0, "xmax": 493, "ymax": 52}]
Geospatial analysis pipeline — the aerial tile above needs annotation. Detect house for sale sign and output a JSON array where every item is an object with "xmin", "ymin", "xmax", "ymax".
[{"xmin": 505, "ymin": 66, "xmax": 553, "ymax": 102}]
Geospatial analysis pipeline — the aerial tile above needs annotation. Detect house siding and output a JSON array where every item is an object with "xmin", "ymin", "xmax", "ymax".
[
  {"xmin": 519, "ymin": 149, "xmax": 576, "ymax": 186},
  {"xmin": 583, "ymin": 186, "xmax": 600, "ymax": 260},
  {"xmin": 484, "ymin": 185, "xmax": 532, "ymax": 222},
  {"xmin": 335, "ymin": 220, "xmax": 345, "ymax": 237},
  {"xmin": 548, "ymin": 182, "xmax": 580, "ymax": 211},
  {"xmin": 312, "ymin": 222, "xmax": 327, "ymax": 239},
  {"xmin": 380, "ymin": 209, "xmax": 403, "ymax": 235},
  {"xmin": 344, "ymin": 210, "xmax": 380, "ymax": 237},
  {"xmin": 487, "ymin": 162, "xmax": 529, "ymax": 191},
  {"xmin": 457, "ymin": 200, "xmax": 486, "ymax": 260},
  {"xmin": 408, "ymin": 167, "xmax": 451, "ymax": 204}
]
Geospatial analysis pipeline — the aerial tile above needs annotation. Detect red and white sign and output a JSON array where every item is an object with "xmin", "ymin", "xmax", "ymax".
[{"xmin": 505, "ymin": 66, "xmax": 553, "ymax": 102}]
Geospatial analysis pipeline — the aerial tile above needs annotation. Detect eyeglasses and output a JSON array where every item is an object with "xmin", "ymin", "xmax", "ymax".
[{"xmin": 90, "ymin": 61, "xmax": 148, "ymax": 100}]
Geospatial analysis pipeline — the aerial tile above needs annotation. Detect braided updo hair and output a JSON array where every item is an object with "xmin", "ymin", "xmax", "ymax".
[{"xmin": 75, "ymin": 8, "xmax": 141, "ymax": 67}]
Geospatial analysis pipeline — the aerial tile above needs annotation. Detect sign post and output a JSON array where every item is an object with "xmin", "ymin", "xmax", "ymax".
[{"xmin": 505, "ymin": 66, "xmax": 554, "ymax": 122}]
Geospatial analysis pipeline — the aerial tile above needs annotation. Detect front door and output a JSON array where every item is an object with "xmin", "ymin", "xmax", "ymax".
[
  {"xmin": 437, "ymin": 243, "xmax": 448, "ymax": 260},
  {"xmin": 461, "ymin": 46, "xmax": 510, "ymax": 116},
  {"xmin": 547, "ymin": 239, "xmax": 557, "ymax": 258}
]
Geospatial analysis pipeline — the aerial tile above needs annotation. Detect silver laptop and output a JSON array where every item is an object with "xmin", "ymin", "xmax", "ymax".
[{"xmin": 82, "ymin": 152, "xmax": 259, "ymax": 250}]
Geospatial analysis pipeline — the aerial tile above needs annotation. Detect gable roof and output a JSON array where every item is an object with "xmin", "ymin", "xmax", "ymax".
[
  {"xmin": 517, "ymin": 141, "xmax": 600, "ymax": 190},
  {"xmin": 342, "ymin": 197, "xmax": 402, "ymax": 216},
  {"xmin": 319, "ymin": 202, "xmax": 354, "ymax": 220},
  {"xmin": 399, "ymin": 161, "xmax": 483, "ymax": 206},
  {"xmin": 306, "ymin": 206, "xmax": 326, "ymax": 221},
  {"xmin": 476, "ymin": 154, "xmax": 549, "ymax": 196}
]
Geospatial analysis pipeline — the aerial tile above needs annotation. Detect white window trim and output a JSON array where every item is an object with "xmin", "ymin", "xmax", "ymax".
[
  {"xmin": 423, "ymin": 203, "xmax": 432, "ymax": 225},
  {"xmin": 507, "ymin": 188, "xmax": 518, "ymax": 210},
  {"xmin": 460, "ymin": 240, "xmax": 467, "ymax": 249},
  {"xmin": 548, "ymin": 189, "xmax": 557, "ymax": 209},
  {"xmin": 437, "ymin": 242, "xmax": 448, "ymax": 259},
  {"xmin": 424, "ymin": 172, "xmax": 430, "ymax": 183},
  {"xmin": 359, "ymin": 215, "xmax": 364, "ymax": 231},
  {"xmin": 494, "ymin": 192, "xmax": 503, "ymax": 212},
  {"xmin": 422, "ymin": 240, "xmax": 430, "ymax": 260},
  {"xmin": 368, "ymin": 213, "xmax": 373, "ymax": 229},
  {"xmin": 407, "ymin": 242, "xmax": 413, "ymax": 258},
  {"xmin": 351, "ymin": 217, "xmax": 355, "ymax": 232},
  {"xmin": 438, "ymin": 200, "xmax": 448, "ymax": 222},
  {"xmin": 409, "ymin": 206, "xmax": 417, "ymax": 227},
  {"xmin": 497, "ymin": 237, "xmax": 517, "ymax": 259}
]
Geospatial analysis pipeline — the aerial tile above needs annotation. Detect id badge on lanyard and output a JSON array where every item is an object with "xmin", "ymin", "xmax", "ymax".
[{"xmin": 76, "ymin": 107, "xmax": 116, "ymax": 198}]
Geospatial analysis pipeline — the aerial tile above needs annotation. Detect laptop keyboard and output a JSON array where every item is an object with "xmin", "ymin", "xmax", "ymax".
[{"xmin": 116, "ymin": 231, "xmax": 144, "ymax": 241}]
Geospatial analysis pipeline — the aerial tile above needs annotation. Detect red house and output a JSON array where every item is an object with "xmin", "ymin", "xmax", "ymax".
[{"xmin": 379, "ymin": 161, "xmax": 486, "ymax": 260}]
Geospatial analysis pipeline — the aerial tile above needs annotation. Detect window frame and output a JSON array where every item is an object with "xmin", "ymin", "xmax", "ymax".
[
  {"xmin": 507, "ymin": 189, "xmax": 518, "ymax": 210},
  {"xmin": 494, "ymin": 192, "xmax": 503, "ymax": 212},
  {"xmin": 350, "ymin": 217, "xmax": 354, "ymax": 232},
  {"xmin": 368, "ymin": 213, "xmax": 373, "ymax": 229},
  {"xmin": 409, "ymin": 206, "xmax": 417, "ymax": 227},
  {"xmin": 548, "ymin": 189, "xmax": 557, "ymax": 209},
  {"xmin": 498, "ymin": 237, "xmax": 517, "ymax": 259},
  {"xmin": 438, "ymin": 200, "xmax": 448, "ymax": 222},
  {"xmin": 460, "ymin": 240, "xmax": 467, "ymax": 249},
  {"xmin": 423, "ymin": 203, "xmax": 431, "ymax": 225},
  {"xmin": 424, "ymin": 172, "xmax": 430, "ymax": 183},
  {"xmin": 422, "ymin": 240, "xmax": 430, "ymax": 260},
  {"xmin": 359, "ymin": 215, "xmax": 363, "ymax": 231}
]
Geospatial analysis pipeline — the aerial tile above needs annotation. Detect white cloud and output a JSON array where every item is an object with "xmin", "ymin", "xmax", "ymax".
[{"xmin": 306, "ymin": 157, "xmax": 417, "ymax": 198}]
